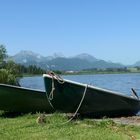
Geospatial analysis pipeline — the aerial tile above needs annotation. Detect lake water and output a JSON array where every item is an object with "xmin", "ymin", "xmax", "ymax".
[{"xmin": 20, "ymin": 73, "xmax": 140, "ymax": 97}]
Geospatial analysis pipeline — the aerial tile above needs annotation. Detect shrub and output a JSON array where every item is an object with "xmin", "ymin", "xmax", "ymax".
[{"xmin": 0, "ymin": 69, "xmax": 19, "ymax": 86}]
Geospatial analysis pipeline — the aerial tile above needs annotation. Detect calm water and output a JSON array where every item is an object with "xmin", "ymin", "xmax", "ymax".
[{"xmin": 20, "ymin": 73, "xmax": 140, "ymax": 97}]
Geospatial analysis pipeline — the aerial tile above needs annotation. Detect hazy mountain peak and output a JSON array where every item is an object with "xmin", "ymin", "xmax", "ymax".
[
  {"xmin": 19, "ymin": 50, "xmax": 33, "ymax": 54},
  {"xmin": 75, "ymin": 53, "xmax": 98, "ymax": 62},
  {"xmin": 11, "ymin": 50, "xmax": 44, "ymax": 64},
  {"xmin": 133, "ymin": 61, "xmax": 140, "ymax": 66},
  {"xmin": 17, "ymin": 50, "xmax": 42, "ymax": 57},
  {"xmin": 53, "ymin": 53, "xmax": 65, "ymax": 58}
]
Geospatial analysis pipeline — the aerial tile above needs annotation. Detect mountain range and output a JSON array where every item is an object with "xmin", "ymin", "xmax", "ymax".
[{"xmin": 9, "ymin": 50, "xmax": 139, "ymax": 71}]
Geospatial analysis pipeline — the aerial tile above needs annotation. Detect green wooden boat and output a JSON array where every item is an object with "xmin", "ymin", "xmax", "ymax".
[
  {"xmin": 43, "ymin": 73, "xmax": 140, "ymax": 117},
  {"xmin": 0, "ymin": 84, "xmax": 53, "ymax": 113}
]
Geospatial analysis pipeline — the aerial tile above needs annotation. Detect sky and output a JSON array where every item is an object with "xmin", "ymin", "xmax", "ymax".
[{"xmin": 0, "ymin": 0, "xmax": 140, "ymax": 65}]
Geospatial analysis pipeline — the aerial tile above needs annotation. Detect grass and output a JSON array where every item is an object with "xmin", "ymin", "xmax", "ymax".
[{"xmin": 0, "ymin": 111, "xmax": 140, "ymax": 140}]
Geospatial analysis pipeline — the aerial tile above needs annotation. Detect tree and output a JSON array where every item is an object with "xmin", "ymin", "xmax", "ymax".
[
  {"xmin": 0, "ymin": 45, "xmax": 7, "ymax": 62},
  {"xmin": 0, "ymin": 45, "xmax": 20, "ymax": 85},
  {"xmin": 5, "ymin": 60, "xmax": 20, "ymax": 76}
]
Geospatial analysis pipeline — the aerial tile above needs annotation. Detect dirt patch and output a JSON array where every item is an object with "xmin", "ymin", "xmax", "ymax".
[{"xmin": 112, "ymin": 116, "xmax": 140, "ymax": 126}]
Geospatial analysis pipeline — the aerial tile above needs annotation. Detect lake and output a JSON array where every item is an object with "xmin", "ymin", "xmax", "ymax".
[{"xmin": 20, "ymin": 73, "xmax": 140, "ymax": 97}]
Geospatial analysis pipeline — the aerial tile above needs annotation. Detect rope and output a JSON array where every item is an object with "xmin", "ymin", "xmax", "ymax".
[
  {"xmin": 62, "ymin": 84, "xmax": 88, "ymax": 124},
  {"xmin": 48, "ymin": 77, "xmax": 55, "ymax": 100},
  {"xmin": 48, "ymin": 71, "xmax": 65, "ymax": 100},
  {"xmin": 53, "ymin": 73, "xmax": 65, "ymax": 84},
  {"xmin": 47, "ymin": 84, "xmax": 88, "ymax": 126},
  {"xmin": 48, "ymin": 71, "xmax": 64, "ymax": 83},
  {"xmin": 47, "ymin": 71, "xmax": 88, "ymax": 124}
]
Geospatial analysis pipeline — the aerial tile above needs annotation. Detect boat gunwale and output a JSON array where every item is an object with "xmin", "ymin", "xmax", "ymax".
[
  {"xmin": 43, "ymin": 74, "xmax": 140, "ymax": 101},
  {"xmin": 0, "ymin": 83, "xmax": 45, "ymax": 93}
]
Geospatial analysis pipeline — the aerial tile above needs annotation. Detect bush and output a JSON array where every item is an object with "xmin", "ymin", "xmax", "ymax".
[{"xmin": 0, "ymin": 69, "xmax": 19, "ymax": 86}]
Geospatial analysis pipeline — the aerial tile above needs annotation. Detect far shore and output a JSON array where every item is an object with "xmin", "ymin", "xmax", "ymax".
[{"xmin": 21, "ymin": 71, "xmax": 140, "ymax": 77}]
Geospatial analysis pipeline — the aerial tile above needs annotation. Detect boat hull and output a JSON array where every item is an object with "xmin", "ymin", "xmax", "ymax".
[
  {"xmin": 43, "ymin": 74, "xmax": 140, "ymax": 117},
  {"xmin": 0, "ymin": 84, "xmax": 53, "ymax": 113}
]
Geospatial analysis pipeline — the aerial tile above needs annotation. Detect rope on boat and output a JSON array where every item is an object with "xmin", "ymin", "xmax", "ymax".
[
  {"xmin": 48, "ymin": 71, "xmax": 88, "ymax": 124},
  {"xmin": 48, "ymin": 77, "xmax": 55, "ymax": 100},
  {"xmin": 48, "ymin": 71, "xmax": 64, "ymax": 100},
  {"xmin": 62, "ymin": 84, "xmax": 88, "ymax": 124}
]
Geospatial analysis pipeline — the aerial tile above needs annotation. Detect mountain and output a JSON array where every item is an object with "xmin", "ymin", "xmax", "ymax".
[
  {"xmin": 74, "ymin": 53, "xmax": 98, "ymax": 62},
  {"xmin": 9, "ymin": 50, "xmax": 45, "ymax": 65},
  {"xmin": 133, "ymin": 61, "xmax": 140, "ymax": 67},
  {"xmin": 10, "ymin": 50, "xmax": 124, "ymax": 70}
]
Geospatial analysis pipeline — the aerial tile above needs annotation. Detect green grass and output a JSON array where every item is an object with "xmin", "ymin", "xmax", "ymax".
[{"xmin": 0, "ymin": 112, "xmax": 140, "ymax": 140}]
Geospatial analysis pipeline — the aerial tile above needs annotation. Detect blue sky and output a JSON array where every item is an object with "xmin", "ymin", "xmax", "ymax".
[{"xmin": 0, "ymin": 0, "xmax": 140, "ymax": 65}]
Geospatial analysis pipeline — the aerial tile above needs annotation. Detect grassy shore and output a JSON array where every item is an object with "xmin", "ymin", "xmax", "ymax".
[{"xmin": 0, "ymin": 111, "xmax": 140, "ymax": 140}]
